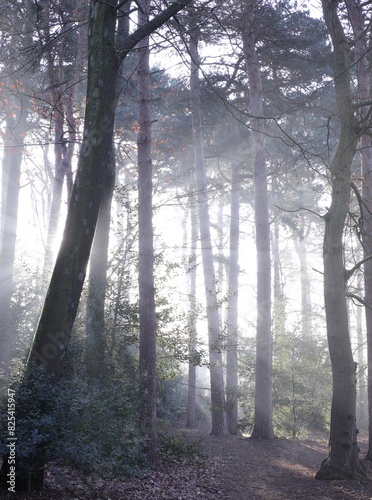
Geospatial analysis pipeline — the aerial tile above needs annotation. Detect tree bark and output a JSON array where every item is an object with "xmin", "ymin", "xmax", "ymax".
[
  {"xmin": 316, "ymin": 0, "xmax": 361, "ymax": 479},
  {"xmin": 85, "ymin": 1, "xmax": 131, "ymax": 379},
  {"xmin": 27, "ymin": 0, "xmax": 118, "ymax": 378},
  {"xmin": 242, "ymin": 0, "xmax": 274, "ymax": 440},
  {"xmin": 189, "ymin": 5, "xmax": 228, "ymax": 436}
]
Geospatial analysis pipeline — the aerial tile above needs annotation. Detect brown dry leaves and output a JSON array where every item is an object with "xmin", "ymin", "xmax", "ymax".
[
  {"xmin": 4, "ymin": 431, "xmax": 372, "ymax": 499},
  {"xmin": 1, "ymin": 457, "xmax": 222, "ymax": 499}
]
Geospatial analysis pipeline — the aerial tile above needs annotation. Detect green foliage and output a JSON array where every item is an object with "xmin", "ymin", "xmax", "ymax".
[
  {"xmin": 237, "ymin": 328, "xmax": 331, "ymax": 438},
  {"xmin": 157, "ymin": 377, "xmax": 187, "ymax": 421},
  {"xmin": 237, "ymin": 411, "xmax": 254, "ymax": 434},
  {"xmin": 158, "ymin": 425, "xmax": 205, "ymax": 464},
  {"xmin": 235, "ymin": 336, "xmax": 256, "ymax": 434},
  {"xmin": 0, "ymin": 365, "xmax": 145, "ymax": 479},
  {"xmin": 272, "ymin": 329, "xmax": 331, "ymax": 438},
  {"xmin": 0, "ymin": 368, "xmax": 58, "ymax": 480},
  {"xmin": 156, "ymin": 371, "xmax": 211, "ymax": 428},
  {"xmin": 8, "ymin": 260, "xmax": 43, "ymax": 371},
  {"xmin": 52, "ymin": 378, "xmax": 145, "ymax": 477}
]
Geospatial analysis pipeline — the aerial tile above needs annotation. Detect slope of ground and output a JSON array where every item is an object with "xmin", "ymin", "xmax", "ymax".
[
  {"xmin": 2, "ymin": 431, "xmax": 372, "ymax": 499},
  {"xmin": 201, "ymin": 431, "xmax": 372, "ymax": 499}
]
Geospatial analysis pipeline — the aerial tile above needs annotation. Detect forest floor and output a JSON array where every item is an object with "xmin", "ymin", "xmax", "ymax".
[{"xmin": 2, "ymin": 429, "xmax": 372, "ymax": 499}]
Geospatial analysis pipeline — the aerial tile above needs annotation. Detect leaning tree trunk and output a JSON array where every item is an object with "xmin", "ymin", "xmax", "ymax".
[
  {"xmin": 0, "ymin": 1, "xmax": 118, "ymax": 491},
  {"xmin": 26, "ymin": 0, "xmax": 118, "ymax": 379},
  {"xmin": 189, "ymin": 6, "xmax": 228, "ymax": 436},
  {"xmin": 242, "ymin": 0, "xmax": 274, "ymax": 440},
  {"xmin": 316, "ymin": 0, "xmax": 362, "ymax": 480},
  {"xmin": 85, "ymin": 2, "xmax": 131, "ymax": 380}
]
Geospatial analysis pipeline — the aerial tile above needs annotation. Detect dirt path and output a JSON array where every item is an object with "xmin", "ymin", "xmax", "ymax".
[
  {"xmin": 201, "ymin": 431, "xmax": 372, "ymax": 499},
  {"xmin": 2, "ymin": 432, "xmax": 372, "ymax": 499}
]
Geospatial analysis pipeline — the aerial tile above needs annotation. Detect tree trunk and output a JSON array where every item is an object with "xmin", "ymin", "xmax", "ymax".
[
  {"xmin": 137, "ymin": 0, "xmax": 159, "ymax": 466},
  {"xmin": 27, "ymin": 0, "xmax": 118, "ymax": 378},
  {"xmin": 316, "ymin": 0, "xmax": 362, "ymax": 479},
  {"xmin": 0, "ymin": 0, "xmax": 118, "ymax": 490},
  {"xmin": 242, "ymin": 0, "xmax": 273, "ymax": 440},
  {"xmin": 85, "ymin": 1, "xmax": 132, "ymax": 379},
  {"xmin": 189, "ymin": 6, "xmax": 228, "ymax": 436},
  {"xmin": 226, "ymin": 153, "xmax": 241, "ymax": 435}
]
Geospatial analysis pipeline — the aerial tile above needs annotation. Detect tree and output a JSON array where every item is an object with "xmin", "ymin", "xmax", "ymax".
[
  {"xmin": 242, "ymin": 0, "xmax": 274, "ymax": 439},
  {"xmin": 315, "ymin": 0, "xmax": 363, "ymax": 479},
  {"xmin": 0, "ymin": 0, "xmax": 193, "ymax": 491},
  {"xmin": 188, "ymin": 2, "xmax": 228, "ymax": 436},
  {"xmin": 137, "ymin": 0, "xmax": 159, "ymax": 466},
  {"xmin": 85, "ymin": 146, "xmax": 116, "ymax": 377},
  {"xmin": 85, "ymin": 2, "xmax": 131, "ymax": 379},
  {"xmin": 225, "ymin": 136, "xmax": 241, "ymax": 435}
]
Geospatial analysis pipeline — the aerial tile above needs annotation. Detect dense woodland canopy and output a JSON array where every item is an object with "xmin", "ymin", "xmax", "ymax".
[{"xmin": 0, "ymin": 0, "xmax": 372, "ymax": 493}]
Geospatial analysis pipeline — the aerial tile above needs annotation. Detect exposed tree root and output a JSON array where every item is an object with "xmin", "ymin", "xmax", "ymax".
[{"xmin": 315, "ymin": 458, "xmax": 368, "ymax": 481}]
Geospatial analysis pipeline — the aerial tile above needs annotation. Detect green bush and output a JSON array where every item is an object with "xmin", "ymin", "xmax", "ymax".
[
  {"xmin": 158, "ymin": 425, "xmax": 205, "ymax": 463},
  {"xmin": 52, "ymin": 377, "xmax": 145, "ymax": 477},
  {"xmin": 0, "ymin": 367, "xmax": 145, "ymax": 479}
]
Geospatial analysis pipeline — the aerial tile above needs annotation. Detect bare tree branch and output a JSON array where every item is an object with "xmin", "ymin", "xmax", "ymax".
[
  {"xmin": 116, "ymin": 0, "xmax": 192, "ymax": 64},
  {"xmin": 274, "ymin": 204, "xmax": 324, "ymax": 220},
  {"xmin": 345, "ymin": 253, "xmax": 372, "ymax": 280},
  {"xmin": 345, "ymin": 291, "xmax": 372, "ymax": 311}
]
